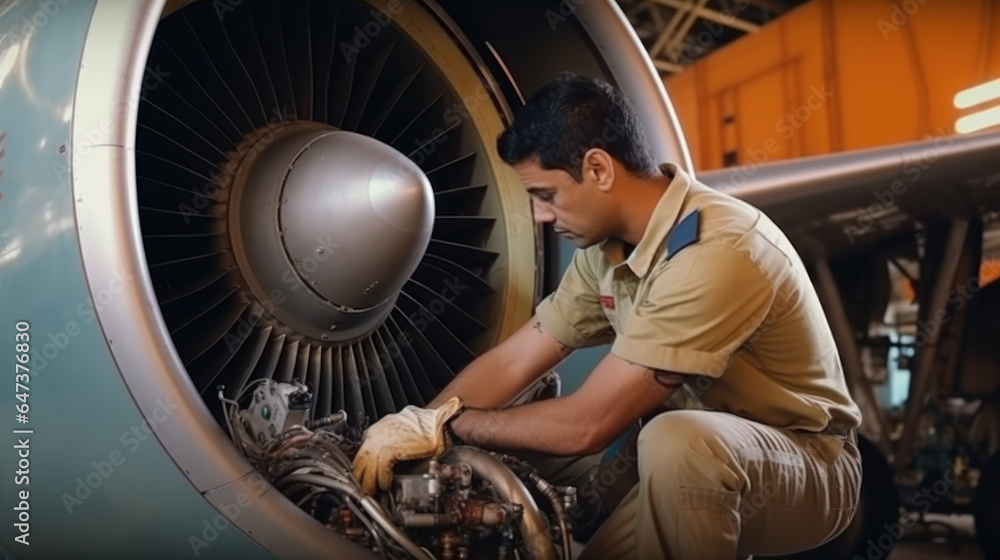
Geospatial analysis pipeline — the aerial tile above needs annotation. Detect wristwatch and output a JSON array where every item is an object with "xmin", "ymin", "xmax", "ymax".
[{"xmin": 444, "ymin": 407, "xmax": 466, "ymax": 446}]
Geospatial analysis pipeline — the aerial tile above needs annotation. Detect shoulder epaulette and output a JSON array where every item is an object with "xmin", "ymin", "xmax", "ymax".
[{"xmin": 665, "ymin": 209, "xmax": 700, "ymax": 261}]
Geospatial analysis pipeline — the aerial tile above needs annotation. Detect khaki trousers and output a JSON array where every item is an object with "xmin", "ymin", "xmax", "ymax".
[{"xmin": 578, "ymin": 410, "xmax": 862, "ymax": 560}]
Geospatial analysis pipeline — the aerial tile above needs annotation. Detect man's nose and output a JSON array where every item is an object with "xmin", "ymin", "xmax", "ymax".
[{"xmin": 532, "ymin": 199, "xmax": 555, "ymax": 224}]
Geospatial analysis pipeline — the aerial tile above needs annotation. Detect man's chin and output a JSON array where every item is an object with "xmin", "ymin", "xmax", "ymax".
[{"xmin": 555, "ymin": 230, "xmax": 597, "ymax": 248}]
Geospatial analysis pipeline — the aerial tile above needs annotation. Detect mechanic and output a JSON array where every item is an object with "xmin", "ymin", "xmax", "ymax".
[{"xmin": 353, "ymin": 72, "xmax": 863, "ymax": 559}]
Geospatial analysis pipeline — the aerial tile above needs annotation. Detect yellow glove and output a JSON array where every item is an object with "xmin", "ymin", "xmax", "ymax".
[{"xmin": 352, "ymin": 397, "xmax": 464, "ymax": 495}]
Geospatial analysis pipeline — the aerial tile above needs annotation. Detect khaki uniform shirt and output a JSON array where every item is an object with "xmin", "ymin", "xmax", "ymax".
[{"xmin": 536, "ymin": 164, "xmax": 862, "ymax": 445}]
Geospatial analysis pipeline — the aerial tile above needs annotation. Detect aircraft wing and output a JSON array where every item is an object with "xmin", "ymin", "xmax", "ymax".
[{"xmin": 698, "ymin": 130, "xmax": 1000, "ymax": 261}]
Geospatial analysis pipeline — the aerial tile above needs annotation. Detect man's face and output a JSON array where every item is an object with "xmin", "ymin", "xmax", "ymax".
[{"xmin": 513, "ymin": 158, "xmax": 612, "ymax": 248}]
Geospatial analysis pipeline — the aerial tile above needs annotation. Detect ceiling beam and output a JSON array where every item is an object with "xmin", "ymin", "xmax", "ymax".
[
  {"xmin": 664, "ymin": 0, "xmax": 711, "ymax": 57},
  {"xmin": 648, "ymin": 0, "xmax": 695, "ymax": 58},
  {"xmin": 649, "ymin": 0, "xmax": 761, "ymax": 33},
  {"xmin": 653, "ymin": 58, "xmax": 685, "ymax": 73}
]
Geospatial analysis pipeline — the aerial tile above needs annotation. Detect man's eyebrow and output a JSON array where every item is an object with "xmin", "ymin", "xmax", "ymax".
[{"xmin": 526, "ymin": 186, "xmax": 555, "ymax": 194}]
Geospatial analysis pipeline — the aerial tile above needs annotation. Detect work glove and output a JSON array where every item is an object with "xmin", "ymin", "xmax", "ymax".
[{"xmin": 352, "ymin": 396, "xmax": 464, "ymax": 495}]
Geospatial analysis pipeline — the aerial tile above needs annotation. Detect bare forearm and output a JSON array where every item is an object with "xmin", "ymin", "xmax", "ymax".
[
  {"xmin": 428, "ymin": 351, "xmax": 535, "ymax": 409},
  {"xmin": 449, "ymin": 355, "xmax": 681, "ymax": 456},
  {"xmin": 450, "ymin": 398, "xmax": 600, "ymax": 456},
  {"xmin": 428, "ymin": 318, "xmax": 570, "ymax": 409}
]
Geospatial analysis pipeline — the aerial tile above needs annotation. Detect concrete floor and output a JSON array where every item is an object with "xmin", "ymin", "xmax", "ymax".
[
  {"xmin": 886, "ymin": 514, "xmax": 983, "ymax": 560},
  {"xmin": 891, "ymin": 541, "xmax": 983, "ymax": 560}
]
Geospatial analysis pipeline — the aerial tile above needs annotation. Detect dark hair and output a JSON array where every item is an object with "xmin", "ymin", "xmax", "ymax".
[{"xmin": 496, "ymin": 72, "xmax": 657, "ymax": 182}]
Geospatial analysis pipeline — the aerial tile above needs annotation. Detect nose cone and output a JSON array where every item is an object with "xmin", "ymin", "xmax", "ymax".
[
  {"xmin": 279, "ymin": 132, "xmax": 434, "ymax": 309},
  {"xmin": 233, "ymin": 127, "xmax": 435, "ymax": 342}
]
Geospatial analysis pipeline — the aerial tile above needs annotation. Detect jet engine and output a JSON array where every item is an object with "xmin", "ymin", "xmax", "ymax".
[{"xmin": 0, "ymin": 0, "xmax": 687, "ymax": 557}]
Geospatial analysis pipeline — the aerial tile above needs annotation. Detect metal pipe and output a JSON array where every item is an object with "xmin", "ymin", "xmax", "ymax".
[
  {"xmin": 400, "ymin": 512, "xmax": 459, "ymax": 528},
  {"xmin": 276, "ymin": 474, "xmax": 359, "ymax": 499},
  {"xmin": 347, "ymin": 500, "xmax": 391, "ymax": 560},
  {"xmin": 272, "ymin": 459, "xmax": 351, "ymax": 483},
  {"xmin": 268, "ymin": 432, "xmax": 315, "ymax": 458},
  {"xmin": 306, "ymin": 410, "xmax": 348, "ymax": 429},
  {"xmin": 442, "ymin": 447, "xmax": 559, "ymax": 560},
  {"xmin": 895, "ymin": 220, "xmax": 970, "ymax": 467},
  {"xmin": 524, "ymin": 472, "xmax": 572, "ymax": 560},
  {"xmin": 277, "ymin": 473, "xmax": 435, "ymax": 560},
  {"xmin": 359, "ymin": 495, "xmax": 437, "ymax": 560},
  {"xmin": 813, "ymin": 258, "xmax": 893, "ymax": 449}
]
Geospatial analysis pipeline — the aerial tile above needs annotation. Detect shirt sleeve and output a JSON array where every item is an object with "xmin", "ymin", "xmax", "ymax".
[
  {"xmin": 612, "ymin": 244, "xmax": 776, "ymax": 377},
  {"xmin": 535, "ymin": 248, "xmax": 615, "ymax": 349}
]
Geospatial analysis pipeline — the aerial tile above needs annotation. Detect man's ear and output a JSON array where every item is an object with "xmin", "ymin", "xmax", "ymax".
[{"xmin": 582, "ymin": 148, "xmax": 616, "ymax": 193}]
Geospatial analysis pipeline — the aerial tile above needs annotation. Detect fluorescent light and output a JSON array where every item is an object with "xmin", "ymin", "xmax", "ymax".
[
  {"xmin": 955, "ymin": 77, "xmax": 1000, "ymax": 109},
  {"xmin": 955, "ymin": 105, "xmax": 1000, "ymax": 134}
]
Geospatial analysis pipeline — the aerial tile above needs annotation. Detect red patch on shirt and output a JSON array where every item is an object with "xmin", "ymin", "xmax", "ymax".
[{"xmin": 599, "ymin": 295, "xmax": 615, "ymax": 310}]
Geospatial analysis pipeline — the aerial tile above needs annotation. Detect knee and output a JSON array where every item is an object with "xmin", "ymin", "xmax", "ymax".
[
  {"xmin": 637, "ymin": 411, "xmax": 736, "ymax": 486},
  {"xmin": 638, "ymin": 410, "xmax": 725, "ymax": 456}
]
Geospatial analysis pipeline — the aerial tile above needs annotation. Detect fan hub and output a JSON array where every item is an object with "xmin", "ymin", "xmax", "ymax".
[{"xmin": 229, "ymin": 127, "xmax": 434, "ymax": 342}]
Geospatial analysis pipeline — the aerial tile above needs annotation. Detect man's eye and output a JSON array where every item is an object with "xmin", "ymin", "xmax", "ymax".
[{"xmin": 536, "ymin": 193, "xmax": 554, "ymax": 203}]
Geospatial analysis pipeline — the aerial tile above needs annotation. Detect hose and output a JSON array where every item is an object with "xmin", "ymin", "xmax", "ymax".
[
  {"xmin": 276, "ymin": 473, "xmax": 434, "ymax": 560},
  {"xmin": 359, "ymin": 495, "xmax": 437, "ymax": 560},
  {"xmin": 347, "ymin": 499, "xmax": 390, "ymax": 560},
  {"xmin": 523, "ymin": 471, "xmax": 572, "ymax": 560},
  {"xmin": 441, "ymin": 447, "xmax": 559, "ymax": 560},
  {"xmin": 276, "ymin": 473, "xmax": 359, "ymax": 498}
]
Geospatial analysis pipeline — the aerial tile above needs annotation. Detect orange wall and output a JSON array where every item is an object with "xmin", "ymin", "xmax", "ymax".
[{"xmin": 666, "ymin": 0, "xmax": 1000, "ymax": 171}]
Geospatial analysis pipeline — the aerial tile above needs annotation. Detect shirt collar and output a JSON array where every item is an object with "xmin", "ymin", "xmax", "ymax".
[{"xmin": 600, "ymin": 163, "xmax": 692, "ymax": 277}]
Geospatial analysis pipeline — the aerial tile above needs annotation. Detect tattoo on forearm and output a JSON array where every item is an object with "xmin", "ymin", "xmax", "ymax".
[{"xmin": 534, "ymin": 321, "xmax": 573, "ymax": 355}]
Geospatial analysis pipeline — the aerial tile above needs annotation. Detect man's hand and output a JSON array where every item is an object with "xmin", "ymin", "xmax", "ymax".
[{"xmin": 352, "ymin": 397, "xmax": 464, "ymax": 495}]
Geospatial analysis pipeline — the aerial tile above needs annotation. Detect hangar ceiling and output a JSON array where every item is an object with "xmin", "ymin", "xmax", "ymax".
[{"xmin": 616, "ymin": 0, "xmax": 813, "ymax": 75}]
